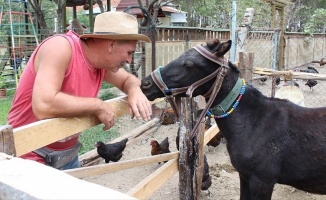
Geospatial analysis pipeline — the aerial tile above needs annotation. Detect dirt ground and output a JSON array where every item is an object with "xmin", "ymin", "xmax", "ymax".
[{"xmin": 82, "ymin": 114, "xmax": 325, "ymax": 200}]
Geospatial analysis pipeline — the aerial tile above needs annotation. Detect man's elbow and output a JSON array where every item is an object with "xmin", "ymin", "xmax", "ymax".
[{"xmin": 32, "ymin": 103, "xmax": 53, "ymax": 120}]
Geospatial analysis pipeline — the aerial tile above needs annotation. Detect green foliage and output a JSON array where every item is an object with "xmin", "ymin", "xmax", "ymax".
[
  {"xmin": 42, "ymin": 1, "xmax": 61, "ymax": 32},
  {"xmin": 303, "ymin": 8, "xmax": 326, "ymax": 34},
  {"xmin": 0, "ymin": 75, "xmax": 7, "ymax": 88},
  {"xmin": 98, "ymin": 90, "xmax": 116, "ymax": 101},
  {"xmin": 0, "ymin": 96, "xmax": 12, "ymax": 125},
  {"xmin": 101, "ymin": 82, "xmax": 114, "ymax": 90}
]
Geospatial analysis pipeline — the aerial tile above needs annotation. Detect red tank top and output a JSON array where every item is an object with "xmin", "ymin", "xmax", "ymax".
[{"xmin": 8, "ymin": 31, "xmax": 105, "ymax": 161}]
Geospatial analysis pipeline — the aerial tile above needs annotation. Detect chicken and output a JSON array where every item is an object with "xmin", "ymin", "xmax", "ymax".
[
  {"xmin": 161, "ymin": 108, "xmax": 176, "ymax": 125},
  {"xmin": 95, "ymin": 138, "xmax": 128, "ymax": 163},
  {"xmin": 300, "ymin": 66, "xmax": 319, "ymax": 74},
  {"xmin": 150, "ymin": 137, "xmax": 171, "ymax": 164},
  {"xmin": 300, "ymin": 66, "xmax": 319, "ymax": 90},
  {"xmin": 259, "ymin": 75, "xmax": 268, "ymax": 85},
  {"xmin": 305, "ymin": 80, "xmax": 318, "ymax": 89},
  {"xmin": 275, "ymin": 77, "xmax": 281, "ymax": 86},
  {"xmin": 207, "ymin": 131, "xmax": 223, "ymax": 147}
]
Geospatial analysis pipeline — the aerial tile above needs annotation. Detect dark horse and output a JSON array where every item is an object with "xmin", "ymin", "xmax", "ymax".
[{"xmin": 141, "ymin": 39, "xmax": 326, "ymax": 200}]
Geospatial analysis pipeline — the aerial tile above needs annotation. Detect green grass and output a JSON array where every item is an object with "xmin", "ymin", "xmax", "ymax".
[
  {"xmin": 79, "ymin": 124, "xmax": 119, "ymax": 155},
  {"xmin": 0, "ymin": 92, "xmax": 14, "ymax": 125}
]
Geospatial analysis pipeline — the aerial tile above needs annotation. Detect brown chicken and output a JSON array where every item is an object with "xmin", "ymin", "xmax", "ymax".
[
  {"xmin": 150, "ymin": 137, "xmax": 171, "ymax": 164},
  {"xmin": 161, "ymin": 108, "xmax": 176, "ymax": 125},
  {"xmin": 95, "ymin": 138, "xmax": 128, "ymax": 163}
]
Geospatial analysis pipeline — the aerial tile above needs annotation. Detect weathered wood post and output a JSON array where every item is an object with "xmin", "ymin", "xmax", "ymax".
[
  {"xmin": 239, "ymin": 52, "xmax": 254, "ymax": 83},
  {"xmin": 0, "ymin": 125, "xmax": 15, "ymax": 156},
  {"xmin": 179, "ymin": 97, "xmax": 205, "ymax": 199}
]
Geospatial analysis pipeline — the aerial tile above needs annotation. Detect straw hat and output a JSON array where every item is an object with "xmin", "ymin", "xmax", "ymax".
[{"xmin": 80, "ymin": 11, "xmax": 151, "ymax": 42}]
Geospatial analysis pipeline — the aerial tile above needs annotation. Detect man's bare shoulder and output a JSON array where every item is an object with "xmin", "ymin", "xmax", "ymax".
[{"xmin": 38, "ymin": 35, "xmax": 72, "ymax": 57}]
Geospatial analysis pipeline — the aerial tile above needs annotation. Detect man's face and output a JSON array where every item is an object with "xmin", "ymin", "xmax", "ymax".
[{"xmin": 108, "ymin": 40, "xmax": 137, "ymax": 73}]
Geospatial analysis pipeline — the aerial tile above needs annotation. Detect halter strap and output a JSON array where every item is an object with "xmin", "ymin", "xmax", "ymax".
[
  {"xmin": 192, "ymin": 45, "xmax": 228, "ymax": 66},
  {"xmin": 149, "ymin": 45, "xmax": 229, "ymax": 135}
]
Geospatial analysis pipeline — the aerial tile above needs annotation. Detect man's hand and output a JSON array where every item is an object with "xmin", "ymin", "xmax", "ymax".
[
  {"xmin": 95, "ymin": 102, "xmax": 116, "ymax": 130},
  {"xmin": 127, "ymin": 86, "xmax": 152, "ymax": 121}
]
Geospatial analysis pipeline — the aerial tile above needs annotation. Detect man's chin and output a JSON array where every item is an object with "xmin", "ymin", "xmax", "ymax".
[{"xmin": 110, "ymin": 68, "xmax": 120, "ymax": 73}]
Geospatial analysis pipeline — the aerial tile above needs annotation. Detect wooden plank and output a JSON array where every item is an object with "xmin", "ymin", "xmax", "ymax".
[
  {"xmin": 253, "ymin": 67, "xmax": 326, "ymax": 80},
  {"xmin": 65, "ymin": 152, "xmax": 179, "ymax": 178},
  {"xmin": 203, "ymin": 124, "xmax": 220, "ymax": 145},
  {"xmin": 127, "ymin": 158, "xmax": 179, "ymax": 199},
  {"xmin": 12, "ymin": 96, "xmax": 164, "ymax": 157}
]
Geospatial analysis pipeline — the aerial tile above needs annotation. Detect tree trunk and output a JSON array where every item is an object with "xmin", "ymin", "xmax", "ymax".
[{"xmin": 28, "ymin": 0, "xmax": 50, "ymax": 35}]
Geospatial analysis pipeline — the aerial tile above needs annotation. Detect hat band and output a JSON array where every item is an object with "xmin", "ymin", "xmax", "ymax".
[{"xmin": 93, "ymin": 32, "xmax": 120, "ymax": 35}]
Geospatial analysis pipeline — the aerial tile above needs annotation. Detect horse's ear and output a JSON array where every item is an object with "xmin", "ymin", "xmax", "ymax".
[
  {"xmin": 207, "ymin": 39, "xmax": 221, "ymax": 47},
  {"xmin": 214, "ymin": 40, "xmax": 232, "ymax": 57}
]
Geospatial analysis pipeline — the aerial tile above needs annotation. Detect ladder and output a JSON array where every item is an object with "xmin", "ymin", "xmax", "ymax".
[{"xmin": 0, "ymin": 0, "xmax": 39, "ymax": 87}]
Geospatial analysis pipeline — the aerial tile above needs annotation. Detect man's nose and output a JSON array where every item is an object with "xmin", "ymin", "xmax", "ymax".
[{"xmin": 126, "ymin": 54, "xmax": 133, "ymax": 64}]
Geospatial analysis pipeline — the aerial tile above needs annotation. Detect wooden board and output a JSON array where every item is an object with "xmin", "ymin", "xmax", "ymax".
[
  {"xmin": 127, "ymin": 159, "xmax": 179, "ymax": 199},
  {"xmin": 65, "ymin": 152, "xmax": 179, "ymax": 178},
  {"xmin": 11, "ymin": 96, "xmax": 164, "ymax": 157}
]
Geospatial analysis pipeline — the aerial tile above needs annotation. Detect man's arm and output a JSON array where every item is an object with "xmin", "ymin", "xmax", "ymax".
[{"xmin": 32, "ymin": 36, "xmax": 115, "ymax": 130}]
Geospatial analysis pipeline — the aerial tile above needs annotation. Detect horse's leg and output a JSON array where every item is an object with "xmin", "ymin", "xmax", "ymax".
[
  {"xmin": 239, "ymin": 174, "xmax": 252, "ymax": 200},
  {"xmin": 249, "ymin": 175, "xmax": 274, "ymax": 200}
]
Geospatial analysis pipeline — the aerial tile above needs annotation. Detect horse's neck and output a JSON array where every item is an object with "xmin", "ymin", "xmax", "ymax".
[{"xmin": 212, "ymin": 85, "xmax": 264, "ymax": 139}]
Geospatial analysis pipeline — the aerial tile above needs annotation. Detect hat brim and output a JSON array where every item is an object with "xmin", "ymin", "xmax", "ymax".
[{"xmin": 80, "ymin": 33, "xmax": 151, "ymax": 43}]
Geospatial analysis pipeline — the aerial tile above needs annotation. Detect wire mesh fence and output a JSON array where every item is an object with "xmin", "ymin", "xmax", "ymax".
[{"xmin": 242, "ymin": 31, "xmax": 326, "ymax": 108}]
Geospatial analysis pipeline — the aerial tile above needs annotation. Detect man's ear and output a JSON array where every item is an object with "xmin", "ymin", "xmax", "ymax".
[{"xmin": 107, "ymin": 40, "xmax": 115, "ymax": 52}]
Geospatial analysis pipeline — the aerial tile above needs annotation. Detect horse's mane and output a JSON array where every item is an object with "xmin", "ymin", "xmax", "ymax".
[{"xmin": 229, "ymin": 61, "xmax": 241, "ymax": 74}]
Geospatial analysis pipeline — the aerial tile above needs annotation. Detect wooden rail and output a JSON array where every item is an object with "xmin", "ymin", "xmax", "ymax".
[
  {"xmin": 0, "ymin": 95, "xmax": 220, "ymax": 199},
  {"xmin": 254, "ymin": 67, "xmax": 326, "ymax": 80}
]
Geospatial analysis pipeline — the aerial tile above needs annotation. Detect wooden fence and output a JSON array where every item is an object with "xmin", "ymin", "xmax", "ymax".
[{"xmin": 0, "ymin": 95, "xmax": 220, "ymax": 199}]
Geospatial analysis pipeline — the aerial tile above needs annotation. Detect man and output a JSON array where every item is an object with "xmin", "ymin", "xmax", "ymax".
[{"xmin": 7, "ymin": 11, "xmax": 152, "ymax": 170}]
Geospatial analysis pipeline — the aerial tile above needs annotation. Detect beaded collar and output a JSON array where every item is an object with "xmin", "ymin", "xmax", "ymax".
[{"xmin": 206, "ymin": 78, "xmax": 246, "ymax": 119}]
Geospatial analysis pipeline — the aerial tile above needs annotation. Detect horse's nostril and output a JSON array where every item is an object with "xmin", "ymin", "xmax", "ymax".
[{"xmin": 141, "ymin": 80, "xmax": 152, "ymax": 89}]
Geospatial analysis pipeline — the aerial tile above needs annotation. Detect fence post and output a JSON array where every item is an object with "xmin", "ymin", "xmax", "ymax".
[
  {"xmin": 0, "ymin": 125, "xmax": 16, "ymax": 156},
  {"xmin": 178, "ymin": 97, "xmax": 204, "ymax": 199}
]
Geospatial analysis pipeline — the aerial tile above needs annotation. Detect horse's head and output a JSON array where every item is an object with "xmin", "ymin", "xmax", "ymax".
[{"xmin": 141, "ymin": 39, "xmax": 236, "ymax": 101}]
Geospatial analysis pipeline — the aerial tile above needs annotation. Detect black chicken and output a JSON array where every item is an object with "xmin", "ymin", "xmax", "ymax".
[
  {"xmin": 300, "ymin": 66, "xmax": 319, "ymax": 90},
  {"xmin": 300, "ymin": 66, "xmax": 319, "ymax": 74},
  {"xmin": 305, "ymin": 80, "xmax": 318, "ymax": 89},
  {"xmin": 275, "ymin": 77, "xmax": 281, "ymax": 86},
  {"xmin": 95, "ymin": 138, "xmax": 128, "ymax": 163},
  {"xmin": 259, "ymin": 75, "xmax": 268, "ymax": 85}
]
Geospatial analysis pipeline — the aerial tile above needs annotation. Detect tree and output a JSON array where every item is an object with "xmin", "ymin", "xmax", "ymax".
[
  {"xmin": 28, "ymin": 0, "xmax": 50, "ymax": 34},
  {"xmin": 304, "ymin": 8, "xmax": 326, "ymax": 34}
]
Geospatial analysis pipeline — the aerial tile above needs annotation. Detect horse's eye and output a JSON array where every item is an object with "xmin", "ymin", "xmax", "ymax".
[{"xmin": 185, "ymin": 61, "xmax": 194, "ymax": 68}]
